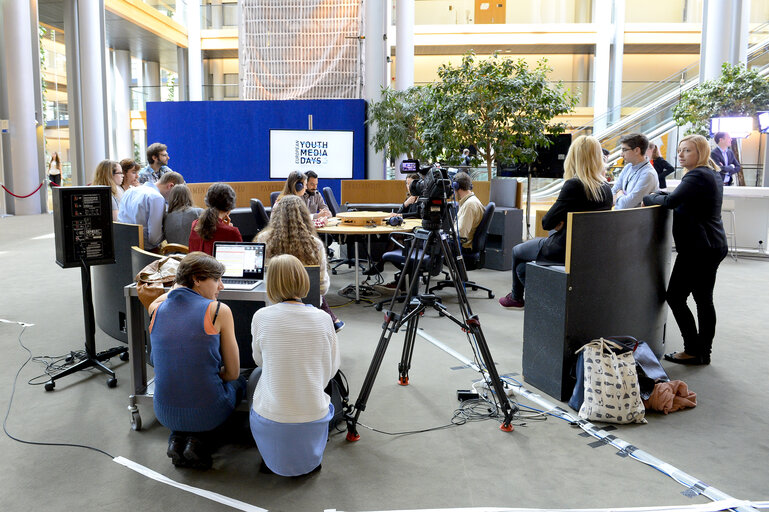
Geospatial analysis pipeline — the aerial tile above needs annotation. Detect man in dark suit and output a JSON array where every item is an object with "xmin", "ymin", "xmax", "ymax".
[{"xmin": 710, "ymin": 132, "xmax": 741, "ymax": 186}]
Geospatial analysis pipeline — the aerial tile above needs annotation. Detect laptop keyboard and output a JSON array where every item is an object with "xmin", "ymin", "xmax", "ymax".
[{"xmin": 223, "ymin": 278, "xmax": 257, "ymax": 285}]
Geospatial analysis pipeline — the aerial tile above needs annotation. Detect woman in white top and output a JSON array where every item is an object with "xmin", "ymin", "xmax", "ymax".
[
  {"xmin": 48, "ymin": 152, "xmax": 61, "ymax": 186},
  {"xmin": 249, "ymin": 254, "xmax": 340, "ymax": 476},
  {"xmin": 91, "ymin": 160, "xmax": 122, "ymax": 220},
  {"xmin": 256, "ymin": 194, "xmax": 343, "ymax": 331}
]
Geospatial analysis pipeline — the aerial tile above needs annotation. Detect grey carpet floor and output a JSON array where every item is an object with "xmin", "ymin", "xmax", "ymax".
[{"xmin": 1, "ymin": 213, "xmax": 767, "ymax": 512}]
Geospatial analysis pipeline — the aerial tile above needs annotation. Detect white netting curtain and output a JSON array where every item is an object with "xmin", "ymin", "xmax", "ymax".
[{"xmin": 239, "ymin": 0, "xmax": 362, "ymax": 100}]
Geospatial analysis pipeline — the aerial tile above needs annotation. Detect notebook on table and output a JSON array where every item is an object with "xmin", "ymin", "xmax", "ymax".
[{"xmin": 212, "ymin": 242, "xmax": 265, "ymax": 290}]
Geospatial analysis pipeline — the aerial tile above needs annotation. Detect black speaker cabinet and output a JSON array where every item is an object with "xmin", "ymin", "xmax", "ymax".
[{"xmin": 53, "ymin": 186, "xmax": 115, "ymax": 268}]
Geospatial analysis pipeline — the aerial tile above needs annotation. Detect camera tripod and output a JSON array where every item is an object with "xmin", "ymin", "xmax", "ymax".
[{"xmin": 345, "ymin": 227, "xmax": 515, "ymax": 441}]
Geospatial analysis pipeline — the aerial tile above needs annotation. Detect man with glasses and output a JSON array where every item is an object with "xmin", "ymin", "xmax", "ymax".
[
  {"xmin": 138, "ymin": 142, "xmax": 173, "ymax": 184},
  {"xmin": 612, "ymin": 133, "xmax": 658, "ymax": 209}
]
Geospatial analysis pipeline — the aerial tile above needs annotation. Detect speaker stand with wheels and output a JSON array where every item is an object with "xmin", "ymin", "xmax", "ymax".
[{"xmin": 44, "ymin": 263, "xmax": 128, "ymax": 391}]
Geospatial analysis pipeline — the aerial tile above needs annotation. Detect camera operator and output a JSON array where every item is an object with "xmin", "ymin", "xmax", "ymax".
[{"xmin": 454, "ymin": 172, "xmax": 484, "ymax": 249}]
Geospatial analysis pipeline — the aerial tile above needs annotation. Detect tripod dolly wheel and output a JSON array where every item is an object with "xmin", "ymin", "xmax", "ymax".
[
  {"xmin": 130, "ymin": 410, "xmax": 142, "ymax": 431},
  {"xmin": 119, "ymin": 351, "xmax": 129, "ymax": 362},
  {"xmin": 107, "ymin": 377, "xmax": 117, "ymax": 388},
  {"xmin": 44, "ymin": 381, "xmax": 55, "ymax": 392}
]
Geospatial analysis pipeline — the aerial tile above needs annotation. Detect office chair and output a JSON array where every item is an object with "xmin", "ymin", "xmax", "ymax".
[
  {"xmin": 250, "ymin": 198, "xmax": 270, "ymax": 234},
  {"xmin": 270, "ymin": 191, "xmax": 280, "ymax": 207},
  {"xmin": 429, "ymin": 202, "xmax": 495, "ymax": 299},
  {"xmin": 322, "ymin": 187, "xmax": 347, "ymax": 217}
]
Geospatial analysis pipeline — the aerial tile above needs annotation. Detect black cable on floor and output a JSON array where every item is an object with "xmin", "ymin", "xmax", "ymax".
[{"xmin": 2, "ymin": 323, "xmax": 114, "ymax": 459}]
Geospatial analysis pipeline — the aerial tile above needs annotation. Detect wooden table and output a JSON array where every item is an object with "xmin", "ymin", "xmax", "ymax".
[{"xmin": 317, "ymin": 216, "xmax": 422, "ymax": 302}]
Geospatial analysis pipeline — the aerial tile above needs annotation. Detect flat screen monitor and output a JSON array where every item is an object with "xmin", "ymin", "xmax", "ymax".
[
  {"xmin": 400, "ymin": 159, "xmax": 419, "ymax": 174},
  {"xmin": 270, "ymin": 129, "xmax": 354, "ymax": 179},
  {"xmin": 497, "ymin": 133, "xmax": 571, "ymax": 178},
  {"xmin": 709, "ymin": 117, "xmax": 753, "ymax": 139},
  {"xmin": 758, "ymin": 112, "xmax": 769, "ymax": 134}
]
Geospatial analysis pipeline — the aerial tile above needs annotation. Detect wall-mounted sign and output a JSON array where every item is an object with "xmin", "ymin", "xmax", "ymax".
[{"xmin": 269, "ymin": 129, "xmax": 354, "ymax": 179}]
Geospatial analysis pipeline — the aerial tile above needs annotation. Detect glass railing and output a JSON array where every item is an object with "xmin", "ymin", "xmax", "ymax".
[{"xmin": 576, "ymin": 24, "xmax": 769, "ymax": 139}]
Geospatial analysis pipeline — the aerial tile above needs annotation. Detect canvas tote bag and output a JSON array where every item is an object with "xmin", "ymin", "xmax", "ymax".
[{"xmin": 576, "ymin": 338, "xmax": 646, "ymax": 424}]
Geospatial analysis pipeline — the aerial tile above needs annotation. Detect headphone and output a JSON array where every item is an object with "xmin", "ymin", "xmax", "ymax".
[
  {"xmin": 386, "ymin": 215, "xmax": 404, "ymax": 226},
  {"xmin": 295, "ymin": 181, "xmax": 304, "ymax": 192},
  {"xmin": 452, "ymin": 179, "xmax": 472, "ymax": 191}
]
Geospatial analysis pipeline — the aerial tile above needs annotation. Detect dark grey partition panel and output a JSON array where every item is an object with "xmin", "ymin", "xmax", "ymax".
[
  {"xmin": 522, "ymin": 206, "xmax": 672, "ymax": 401},
  {"xmin": 91, "ymin": 223, "xmax": 143, "ymax": 342},
  {"xmin": 485, "ymin": 207, "xmax": 523, "ymax": 271}
]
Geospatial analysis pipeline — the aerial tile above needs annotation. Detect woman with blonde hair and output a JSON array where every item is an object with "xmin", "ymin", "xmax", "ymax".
[
  {"xmin": 91, "ymin": 159, "xmax": 123, "ymax": 220},
  {"xmin": 499, "ymin": 135, "xmax": 613, "ymax": 309},
  {"xmin": 256, "ymin": 194, "xmax": 343, "ymax": 331},
  {"xmin": 643, "ymin": 134, "xmax": 727, "ymax": 365},
  {"xmin": 248, "ymin": 254, "xmax": 339, "ymax": 476}
]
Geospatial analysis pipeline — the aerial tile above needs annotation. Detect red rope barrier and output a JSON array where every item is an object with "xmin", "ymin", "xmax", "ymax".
[{"xmin": 1, "ymin": 182, "xmax": 44, "ymax": 198}]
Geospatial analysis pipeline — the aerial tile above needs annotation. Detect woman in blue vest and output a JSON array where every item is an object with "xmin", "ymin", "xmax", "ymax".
[{"xmin": 148, "ymin": 252, "xmax": 246, "ymax": 469}]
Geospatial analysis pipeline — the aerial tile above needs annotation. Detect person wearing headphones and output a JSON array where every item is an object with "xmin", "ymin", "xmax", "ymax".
[
  {"xmin": 303, "ymin": 170, "xmax": 332, "ymax": 219},
  {"xmin": 276, "ymin": 171, "xmax": 308, "ymax": 203},
  {"xmin": 454, "ymin": 172, "xmax": 484, "ymax": 249}
]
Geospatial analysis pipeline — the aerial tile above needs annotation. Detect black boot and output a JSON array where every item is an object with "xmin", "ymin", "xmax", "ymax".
[{"xmin": 182, "ymin": 436, "xmax": 212, "ymax": 470}]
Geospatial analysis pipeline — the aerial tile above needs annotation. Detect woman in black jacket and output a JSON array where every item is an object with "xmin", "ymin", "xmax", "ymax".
[
  {"xmin": 648, "ymin": 142, "xmax": 675, "ymax": 189},
  {"xmin": 643, "ymin": 135, "xmax": 727, "ymax": 365},
  {"xmin": 499, "ymin": 136, "xmax": 613, "ymax": 309}
]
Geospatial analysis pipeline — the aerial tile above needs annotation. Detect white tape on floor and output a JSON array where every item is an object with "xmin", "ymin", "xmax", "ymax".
[
  {"xmin": 327, "ymin": 499, "xmax": 769, "ymax": 512},
  {"xmin": 113, "ymin": 456, "xmax": 267, "ymax": 512},
  {"xmin": 414, "ymin": 329, "xmax": 760, "ymax": 512},
  {"xmin": 0, "ymin": 318, "xmax": 35, "ymax": 326}
]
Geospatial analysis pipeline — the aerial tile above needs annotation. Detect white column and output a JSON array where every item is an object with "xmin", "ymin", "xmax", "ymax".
[
  {"xmin": 731, "ymin": 0, "xmax": 750, "ymax": 65},
  {"xmin": 591, "ymin": 0, "xmax": 612, "ymax": 133},
  {"xmin": 395, "ymin": 0, "xmax": 414, "ymax": 91},
  {"xmin": 608, "ymin": 0, "xmax": 625, "ymax": 125},
  {"xmin": 78, "ymin": 0, "xmax": 109, "ymax": 183},
  {"xmin": 187, "ymin": 0, "xmax": 203, "ymax": 101},
  {"xmin": 1, "ymin": 0, "xmax": 43, "ymax": 214},
  {"xmin": 144, "ymin": 61, "xmax": 161, "ymax": 103},
  {"xmin": 365, "ymin": 0, "xmax": 388, "ymax": 179},
  {"xmin": 113, "ymin": 50, "xmax": 132, "ymax": 159},
  {"xmin": 212, "ymin": 59, "xmax": 225, "ymax": 101},
  {"xmin": 177, "ymin": 47, "xmax": 189, "ymax": 101},
  {"xmin": 700, "ymin": 0, "xmax": 749, "ymax": 82}
]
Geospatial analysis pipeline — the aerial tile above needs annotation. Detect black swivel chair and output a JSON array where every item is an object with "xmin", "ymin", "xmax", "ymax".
[
  {"xmin": 429, "ymin": 202, "xmax": 496, "ymax": 299},
  {"xmin": 270, "ymin": 191, "xmax": 280, "ymax": 207},
  {"xmin": 250, "ymin": 198, "xmax": 270, "ymax": 234},
  {"xmin": 322, "ymin": 186, "xmax": 346, "ymax": 217}
]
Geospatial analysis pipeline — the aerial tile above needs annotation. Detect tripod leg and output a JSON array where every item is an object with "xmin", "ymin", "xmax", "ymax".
[
  {"xmin": 345, "ymin": 318, "xmax": 398, "ymax": 441},
  {"xmin": 438, "ymin": 237, "xmax": 515, "ymax": 430},
  {"xmin": 398, "ymin": 307, "xmax": 420, "ymax": 385}
]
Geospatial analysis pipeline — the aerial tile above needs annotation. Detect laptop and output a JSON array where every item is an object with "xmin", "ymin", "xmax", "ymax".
[{"xmin": 213, "ymin": 241, "xmax": 265, "ymax": 290}]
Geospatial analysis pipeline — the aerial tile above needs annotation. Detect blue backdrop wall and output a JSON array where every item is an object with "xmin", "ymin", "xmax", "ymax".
[{"xmin": 146, "ymin": 99, "xmax": 367, "ymax": 199}]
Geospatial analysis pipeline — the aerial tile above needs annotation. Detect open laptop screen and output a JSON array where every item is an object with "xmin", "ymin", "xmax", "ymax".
[{"xmin": 213, "ymin": 242, "xmax": 265, "ymax": 280}]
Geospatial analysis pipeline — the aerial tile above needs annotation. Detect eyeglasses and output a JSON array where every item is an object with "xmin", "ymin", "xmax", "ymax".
[{"xmin": 620, "ymin": 147, "xmax": 633, "ymax": 153}]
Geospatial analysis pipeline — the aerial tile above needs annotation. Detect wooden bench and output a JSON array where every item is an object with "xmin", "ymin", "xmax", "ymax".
[{"xmin": 521, "ymin": 206, "xmax": 672, "ymax": 401}]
